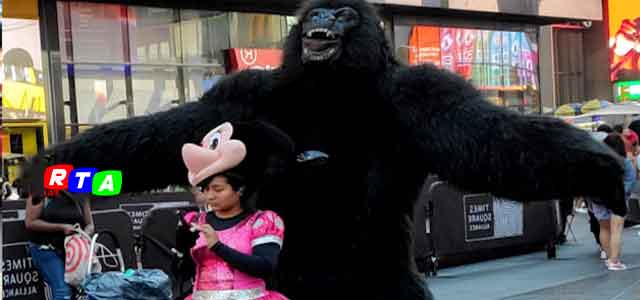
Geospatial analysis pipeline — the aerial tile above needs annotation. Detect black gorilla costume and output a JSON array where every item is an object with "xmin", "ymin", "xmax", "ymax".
[{"xmin": 23, "ymin": 0, "xmax": 627, "ymax": 299}]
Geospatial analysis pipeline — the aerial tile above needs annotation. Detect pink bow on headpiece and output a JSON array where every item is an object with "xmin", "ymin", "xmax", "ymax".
[{"xmin": 181, "ymin": 122, "xmax": 247, "ymax": 186}]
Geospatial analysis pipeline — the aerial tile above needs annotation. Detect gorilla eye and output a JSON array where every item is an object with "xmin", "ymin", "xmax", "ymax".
[
  {"xmin": 308, "ymin": 10, "xmax": 322, "ymax": 19},
  {"xmin": 335, "ymin": 8, "xmax": 358, "ymax": 23},
  {"xmin": 337, "ymin": 13, "xmax": 351, "ymax": 21},
  {"xmin": 208, "ymin": 132, "xmax": 222, "ymax": 150}
]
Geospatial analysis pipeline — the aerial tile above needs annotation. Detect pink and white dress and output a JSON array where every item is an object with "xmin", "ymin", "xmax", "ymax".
[{"xmin": 185, "ymin": 210, "xmax": 288, "ymax": 300}]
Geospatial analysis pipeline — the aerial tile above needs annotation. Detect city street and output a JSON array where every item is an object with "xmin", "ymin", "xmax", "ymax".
[
  {"xmin": 429, "ymin": 213, "xmax": 640, "ymax": 300},
  {"xmin": 2, "ymin": 0, "xmax": 640, "ymax": 299}
]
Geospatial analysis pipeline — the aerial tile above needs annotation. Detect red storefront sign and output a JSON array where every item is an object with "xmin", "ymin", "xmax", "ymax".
[
  {"xmin": 227, "ymin": 48, "xmax": 282, "ymax": 72},
  {"xmin": 408, "ymin": 26, "xmax": 441, "ymax": 67}
]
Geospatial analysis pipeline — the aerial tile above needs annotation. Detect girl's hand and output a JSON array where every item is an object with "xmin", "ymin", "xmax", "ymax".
[
  {"xmin": 195, "ymin": 224, "xmax": 219, "ymax": 248},
  {"xmin": 61, "ymin": 224, "xmax": 76, "ymax": 235}
]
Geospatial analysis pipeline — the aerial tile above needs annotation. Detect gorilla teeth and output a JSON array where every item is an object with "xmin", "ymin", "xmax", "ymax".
[
  {"xmin": 307, "ymin": 48, "xmax": 336, "ymax": 61},
  {"xmin": 306, "ymin": 28, "xmax": 336, "ymax": 39}
]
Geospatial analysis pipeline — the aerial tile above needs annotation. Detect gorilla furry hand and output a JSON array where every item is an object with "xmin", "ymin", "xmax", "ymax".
[{"xmin": 23, "ymin": 0, "xmax": 624, "ymax": 299}]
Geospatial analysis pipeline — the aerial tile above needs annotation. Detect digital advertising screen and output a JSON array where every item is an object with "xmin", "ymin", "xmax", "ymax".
[
  {"xmin": 408, "ymin": 26, "xmax": 539, "ymax": 91},
  {"xmin": 608, "ymin": 0, "xmax": 640, "ymax": 82}
]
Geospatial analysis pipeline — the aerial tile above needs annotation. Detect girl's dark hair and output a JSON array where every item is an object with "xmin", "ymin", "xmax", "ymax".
[
  {"xmin": 613, "ymin": 124, "xmax": 624, "ymax": 134},
  {"xmin": 596, "ymin": 124, "xmax": 613, "ymax": 133},
  {"xmin": 198, "ymin": 171, "xmax": 256, "ymax": 212},
  {"xmin": 604, "ymin": 133, "xmax": 627, "ymax": 157}
]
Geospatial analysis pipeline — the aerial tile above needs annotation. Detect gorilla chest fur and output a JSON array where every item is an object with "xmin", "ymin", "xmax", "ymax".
[
  {"xmin": 277, "ymin": 79, "xmax": 385, "ymax": 188},
  {"xmin": 277, "ymin": 76, "xmax": 386, "ymax": 149},
  {"xmin": 282, "ymin": 107, "xmax": 376, "ymax": 211},
  {"xmin": 268, "ymin": 80, "xmax": 392, "ymax": 261}
]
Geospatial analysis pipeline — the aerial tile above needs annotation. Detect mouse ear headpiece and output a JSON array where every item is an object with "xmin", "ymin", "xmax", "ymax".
[{"xmin": 181, "ymin": 122, "xmax": 247, "ymax": 186}]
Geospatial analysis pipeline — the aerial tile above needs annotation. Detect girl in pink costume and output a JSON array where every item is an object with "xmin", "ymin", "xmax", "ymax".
[{"xmin": 181, "ymin": 122, "xmax": 288, "ymax": 300}]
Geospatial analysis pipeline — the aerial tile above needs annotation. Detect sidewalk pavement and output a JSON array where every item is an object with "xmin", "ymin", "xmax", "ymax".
[{"xmin": 428, "ymin": 212, "xmax": 640, "ymax": 300}]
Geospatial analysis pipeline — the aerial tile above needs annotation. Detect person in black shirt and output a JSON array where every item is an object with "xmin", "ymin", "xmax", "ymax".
[{"xmin": 25, "ymin": 192, "xmax": 94, "ymax": 300}]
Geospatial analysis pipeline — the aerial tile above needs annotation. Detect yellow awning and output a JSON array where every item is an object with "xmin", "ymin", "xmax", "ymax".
[{"xmin": 3, "ymin": 0, "xmax": 39, "ymax": 20}]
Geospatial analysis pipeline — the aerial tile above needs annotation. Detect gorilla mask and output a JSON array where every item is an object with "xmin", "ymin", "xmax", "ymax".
[{"xmin": 301, "ymin": 7, "xmax": 360, "ymax": 63}]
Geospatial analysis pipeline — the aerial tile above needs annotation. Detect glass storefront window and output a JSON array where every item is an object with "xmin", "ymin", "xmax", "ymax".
[
  {"xmin": 56, "ymin": 1, "xmax": 294, "ymax": 138},
  {"xmin": 395, "ymin": 23, "xmax": 540, "ymax": 114},
  {"xmin": 62, "ymin": 64, "xmax": 72, "ymax": 124},
  {"xmin": 128, "ymin": 6, "xmax": 181, "ymax": 64},
  {"xmin": 61, "ymin": 2, "xmax": 126, "ymax": 63},
  {"xmin": 184, "ymin": 65, "xmax": 226, "ymax": 101},
  {"xmin": 131, "ymin": 66, "xmax": 180, "ymax": 115},
  {"xmin": 62, "ymin": 64, "xmax": 92, "ymax": 138},
  {"xmin": 180, "ymin": 10, "xmax": 230, "ymax": 65},
  {"xmin": 57, "ymin": 2, "xmax": 73, "ymax": 62},
  {"xmin": 230, "ymin": 13, "xmax": 290, "ymax": 49},
  {"xmin": 72, "ymin": 64, "xmax": 128, "ymax": 124}
]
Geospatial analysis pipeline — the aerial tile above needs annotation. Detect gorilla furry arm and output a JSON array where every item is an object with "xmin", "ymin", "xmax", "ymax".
[
  {"xmin": 391, "ymin": 64, "xmax": 627, "ymax": 216},
  {"xmin": 21, "ymin": 70, "xmax": 274, "ymax": 196}
]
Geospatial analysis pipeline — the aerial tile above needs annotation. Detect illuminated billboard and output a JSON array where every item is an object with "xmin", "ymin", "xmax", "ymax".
[
  {"xmin": 608, "ymin": 0, "xmax": 640, "ymax": 82},
  {"xmin": 408, "ymin": 26, "xmax": 539, "ymax": 91},
  {"xmin": 614, "ymin": 80, "xmax": 640, "ymax": 102}
]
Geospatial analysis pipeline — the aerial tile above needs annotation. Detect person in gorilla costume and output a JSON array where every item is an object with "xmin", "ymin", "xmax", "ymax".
[{"xmin": 23, "ymin": 0, "xmax": 627, "ymax": 299}]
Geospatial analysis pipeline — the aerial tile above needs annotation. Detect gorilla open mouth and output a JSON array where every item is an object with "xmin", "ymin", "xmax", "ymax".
[{"xmin": 302, "ymin": 28, "xmax": 341, "ymax": 62}]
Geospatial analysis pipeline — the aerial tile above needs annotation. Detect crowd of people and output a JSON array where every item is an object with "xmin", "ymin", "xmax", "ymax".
[{"xmin": 563, "ymin": 121, "xmax": 640, "ymax": 271}]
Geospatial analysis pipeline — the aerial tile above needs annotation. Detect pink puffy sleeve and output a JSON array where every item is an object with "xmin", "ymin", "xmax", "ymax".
[
  {"xmin": 251, "ymin": 210, "xmax": 285, "ymax": 248},
  {"xmin": 182, "ymin": 211, "xmax": 198, "ymax": 225}
]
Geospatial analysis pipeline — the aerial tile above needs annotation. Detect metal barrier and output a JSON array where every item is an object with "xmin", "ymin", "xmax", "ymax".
[
  {"xmin": 2, "ymin": 193, "xmax": 194, "ymax": 300},
  {"xmin": 413, "ymin": 177, "xmax": 559, "ymax": 275}
]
